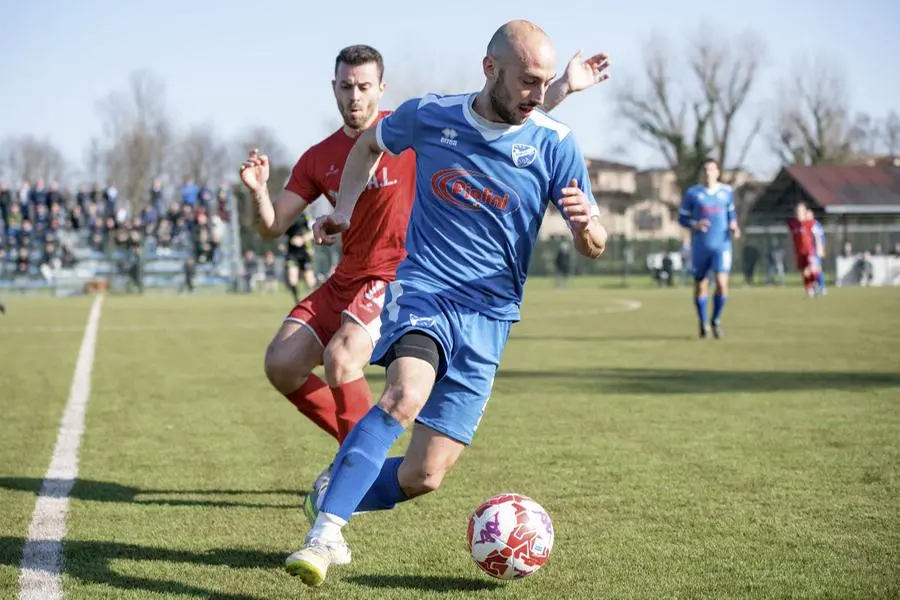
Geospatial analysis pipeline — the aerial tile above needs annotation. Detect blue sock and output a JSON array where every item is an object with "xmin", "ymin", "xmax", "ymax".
[
  {"xmin": 355, "ymin": 457, "xmax": 408, "ymax": 512},
  {"xmin": 695, "ymin": 296, "xmax": 708, "ymax": 325},
  {"xmin": 817, "ymin": 271, "xmax": 826, "ymax": 290},
  {"xmin": 320, "ymin": 406, "xmax": 405, "ymax": 522},
  {"xmin": 712, "ymin": 294, "xmax": 727, "ymax": 323}
]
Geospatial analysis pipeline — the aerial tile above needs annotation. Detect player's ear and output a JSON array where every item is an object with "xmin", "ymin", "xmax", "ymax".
[{"xmin": 483, "ymin": 56, "xmax": 495, "ymax": 80}]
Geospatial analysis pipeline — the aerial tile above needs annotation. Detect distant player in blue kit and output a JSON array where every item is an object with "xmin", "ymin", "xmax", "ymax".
[
  {"xmin": 808, "ymin": 207, "xmax": 827, "ymax": 295},
  {"xmin": 678, "ymin": 158, "xmax": 741, "ymax": 339},
  {"xmin": 284, "ymin": 20, "xmax": 610, "ymax": 586}
]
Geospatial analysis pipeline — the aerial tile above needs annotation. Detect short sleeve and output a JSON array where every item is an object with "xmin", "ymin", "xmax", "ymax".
[
  {"xmin": 284, "ymin": 150, "xmax": 320, "ymax": 202},
  {"xmin": 726, "ymin": 188, "xmax": 736, "ymax": 222},
  {"xmin": 550, "ymin": 133, "xmax": 599, "ymax": 220},
  {"xmin": 376, "ymin": 97, "xmax": 420, "ymax": 156}
]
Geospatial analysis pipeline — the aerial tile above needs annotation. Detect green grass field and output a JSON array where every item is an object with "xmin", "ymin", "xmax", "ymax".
[{"xmin": 1, "ymin": 280, "xmax": 898, "ymax": 599}]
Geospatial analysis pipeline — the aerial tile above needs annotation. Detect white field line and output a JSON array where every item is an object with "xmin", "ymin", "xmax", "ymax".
[{"xmin": 18, "ymin": 296, "xmax": 103, "ymax": 600}]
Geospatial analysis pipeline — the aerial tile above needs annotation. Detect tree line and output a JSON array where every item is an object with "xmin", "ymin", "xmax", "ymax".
[{"xmin": 2, "ymin": 29, "xmax": 897, "ymax": 223}]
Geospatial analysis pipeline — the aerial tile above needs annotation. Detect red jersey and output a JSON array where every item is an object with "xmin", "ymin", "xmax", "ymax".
[
  {"xmin": 787, "ymin": 218, "xmax": 815, "ymax": 257},
  {"xmin": 285, "ymin": 111, "xmax": 415, "ymax": 285}
]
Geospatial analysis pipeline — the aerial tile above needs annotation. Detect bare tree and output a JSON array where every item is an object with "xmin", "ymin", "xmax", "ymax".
[
  {"xmin": 179, "ymin": 123, "xmax": 231, "ymax": 186},
  {"xmin": 883, "ymin": 110, "xmax": 900, "ymax": 156},
  {"xmin": 93, "ymin": 70, "xmax": 173, "ymax": 209},
  {"xmin": 772, "ymin": 58, "xmax": 867, "ymax": 165},
  {"xmin": 617, "ymin": 29, "xmax": 764, "ymax": 213},
  {"xmin": 847, "ymin": 113, "xmax": 882, "ymax": 157},
  {"xmin": 0, "ymin": 135, "xmax": 68, "ymax": 182}
]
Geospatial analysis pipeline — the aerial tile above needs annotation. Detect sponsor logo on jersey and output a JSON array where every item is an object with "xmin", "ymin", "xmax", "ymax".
[
  {"xmin": 365, "ymin": 166, "xmax": 398, "ymax": 190},
  {"xmin": 430, "ymin": 168, "xmax": 521, "ymax": 214}
]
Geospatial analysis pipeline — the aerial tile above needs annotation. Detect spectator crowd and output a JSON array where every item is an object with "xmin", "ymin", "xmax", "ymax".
[{"xmin": 0, "ymin": 176, "xmax": 233, "ymax": 284}]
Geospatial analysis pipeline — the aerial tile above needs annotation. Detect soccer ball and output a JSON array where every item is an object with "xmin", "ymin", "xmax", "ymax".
[{"xmin": 466, "ymin": 492, "xmax": 554, "ymax": 580}]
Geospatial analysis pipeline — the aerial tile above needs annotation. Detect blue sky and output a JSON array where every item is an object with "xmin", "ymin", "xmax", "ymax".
[{"xmin": 1, "ymin": 0, "xmax": 897, "ymax": 180}]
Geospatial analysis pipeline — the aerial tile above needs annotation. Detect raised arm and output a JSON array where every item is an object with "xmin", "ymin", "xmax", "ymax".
[
  {"xmin": 542, "ymin": 50, "xmax": 610, "ymax": 113},
  {"xmin": 240, "ymin": 149, "xmax": 311, "ymax": 240}
]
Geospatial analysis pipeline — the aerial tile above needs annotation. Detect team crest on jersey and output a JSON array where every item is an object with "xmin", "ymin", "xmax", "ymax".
[{"xmin": 511, "ymin": 144, "xmax": 537, "ymax": 168}]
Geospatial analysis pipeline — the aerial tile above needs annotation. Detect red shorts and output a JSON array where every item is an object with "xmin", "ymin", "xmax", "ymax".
[{"xmin": 286, "ymin": 277, "xmax": 387, "ymax": 347}]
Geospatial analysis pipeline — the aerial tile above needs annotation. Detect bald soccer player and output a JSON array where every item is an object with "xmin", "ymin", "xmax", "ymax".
[{"xmin": 283, "ymin": 20, "xmax": 608, "ymax": 586}]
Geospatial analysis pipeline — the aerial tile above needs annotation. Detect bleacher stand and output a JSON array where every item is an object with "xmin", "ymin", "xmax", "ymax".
[{"xmin": 0, "ymin": 178, "xmax": 239, "ymax": 295}]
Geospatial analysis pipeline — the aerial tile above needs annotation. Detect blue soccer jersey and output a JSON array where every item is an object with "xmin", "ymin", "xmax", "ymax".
[
  {"xmin": 678, "ymin": 184, "xmax": 736, "ymax": 252},
  {"xmin": 375, "ymin": 93, "xmax": 598, "ymax": 321}
]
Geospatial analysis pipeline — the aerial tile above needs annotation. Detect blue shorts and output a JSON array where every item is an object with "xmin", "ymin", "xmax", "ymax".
[
  {"xmin": 692, "ymin": 246, "xmax": 732, "ymax": 280},
  {"xmin": 370, "ymin": 281, "xmax": 511, "ymax": 445}
]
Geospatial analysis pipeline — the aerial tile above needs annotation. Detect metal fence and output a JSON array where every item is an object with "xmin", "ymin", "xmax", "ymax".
[{"xmin": 533, "ymin": 216, "xmax": 900, "ymax": 285}]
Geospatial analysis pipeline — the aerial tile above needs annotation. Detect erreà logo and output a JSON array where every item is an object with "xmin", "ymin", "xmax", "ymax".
[
  {"xmin": 511, "ymin": 143, "xmax": 537, "ymax": 168},
  {"xmin": 440, "ymin": 128, "xmax": 458, "ymax": 146},
  {"xmin": 431, "ymin": 168, "xmax": 521, "ymax": 214}
]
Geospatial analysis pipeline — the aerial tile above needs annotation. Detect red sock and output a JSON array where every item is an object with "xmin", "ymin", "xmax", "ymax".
[
  {"xmin": 285, "ymin": 374, "xmax": 340, "ymax": 441},
  {"xmin": 331, "ymin": 377, "xmax": 372, "ymax": 443},
  {"xmin": 803, "ymin": 272, "xmax": 816, "ymax": 291}
]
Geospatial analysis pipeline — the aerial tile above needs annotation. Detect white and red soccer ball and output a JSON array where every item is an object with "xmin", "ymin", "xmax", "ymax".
[{"xmin": 467, "ymin": 492, "xmax": 554, "ymax": 580}]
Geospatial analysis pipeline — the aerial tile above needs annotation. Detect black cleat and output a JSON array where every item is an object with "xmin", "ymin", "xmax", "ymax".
[
  {"xmin": 0, "ymin": 301, "xmax": 5, "ymax": 315},
  {"xmin": 712, "ymin": 321, "xmax": 723, "ymax": 339},
  {"xmin": 699, "ymin": 323, "xmax": 710, "ymax": 339}
]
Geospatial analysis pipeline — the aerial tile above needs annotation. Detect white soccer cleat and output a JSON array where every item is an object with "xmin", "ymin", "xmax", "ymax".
[
  {"xmin": 284, "ymin": 536, "xmax": 352, "ymax": 586},
  {"xmin": 302, "ymin": 465, "xmax": 331, "ymax": 527}
]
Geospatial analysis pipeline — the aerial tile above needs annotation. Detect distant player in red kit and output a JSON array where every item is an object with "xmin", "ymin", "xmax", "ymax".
[
  {"xmin": 238, "ymin": 44, "xmax": 610, "ymax": 505},
  {"xmin": 787, "ymin": 202, "xmax": 818, "ymax": 297}
]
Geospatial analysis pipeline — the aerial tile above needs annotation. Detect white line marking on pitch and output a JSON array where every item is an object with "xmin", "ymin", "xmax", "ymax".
[{"xmin": 18, "ymin": 295, "xmax": 103, "ymax": 600}]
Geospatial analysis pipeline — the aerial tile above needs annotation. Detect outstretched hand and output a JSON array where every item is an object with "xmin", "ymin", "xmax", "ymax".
[
  {"xmin": 239, "ymin": 149, "xmax": 269, "ymax": 193},
  {"xmin": 564, "ymin": 50, "xmax": 611, "ymax": 93}
]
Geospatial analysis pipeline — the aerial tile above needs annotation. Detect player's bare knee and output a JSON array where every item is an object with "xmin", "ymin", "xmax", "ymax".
[
  {"xmin": 323, "ymin": 339, "xmax": 363, "ymax": 386},
  {"xmin": 263, "ymin": 343, "xmax": 291, "ymax": 392},
  {"xmin": 264, "ymin": 340, "xmax": 310, "ymax": 394},
  {"xmin": 377, "ymin": 384, "xmax": 424, "ymax": 427}
]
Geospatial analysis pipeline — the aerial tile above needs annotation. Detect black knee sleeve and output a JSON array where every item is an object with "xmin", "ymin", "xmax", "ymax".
[{"xmin": 376, "ymin": 331, "xmax": 443, "ymax": 375}]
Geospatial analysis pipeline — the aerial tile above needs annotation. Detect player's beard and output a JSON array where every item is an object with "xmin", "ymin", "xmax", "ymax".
[
  {"xmin": 489, "ymin": 69, "xmax": 522, "ymax": 125},
  {"xmin": 340, "ymin": 100, "xmax": 376, "ymax": 131}
]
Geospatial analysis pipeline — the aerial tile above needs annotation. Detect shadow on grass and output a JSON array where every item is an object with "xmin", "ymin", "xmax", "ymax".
[
  {"xmin": 345, "ymin": 573, "xmax": 501, "ymax": 592},
  {"xmin": 0, "ymin": 477, "xmax": 304, "ymax": 509},
  {"xmin": 367, "ymin": 367, "xmax": 900, "ymax": 395},
  {"xmin": 0, "ymin": 536, "xmax": 280, "ymax": 600},
  {"xmin": 493, "ymin": 367, "xmax": 900, "ymax": 395},
  {"xmin": 509, "ymin": 333, "xmax": 691, "ymax": 343}
]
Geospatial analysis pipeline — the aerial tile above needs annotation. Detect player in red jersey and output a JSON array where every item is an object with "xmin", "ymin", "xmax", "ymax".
[
  {"xmin": 787, "ymin": 202, "xmax": 819, "ymax": 296},
  {"xmin": 238, "ymin": 45, "xmax": 610, "ymax": 463}
]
